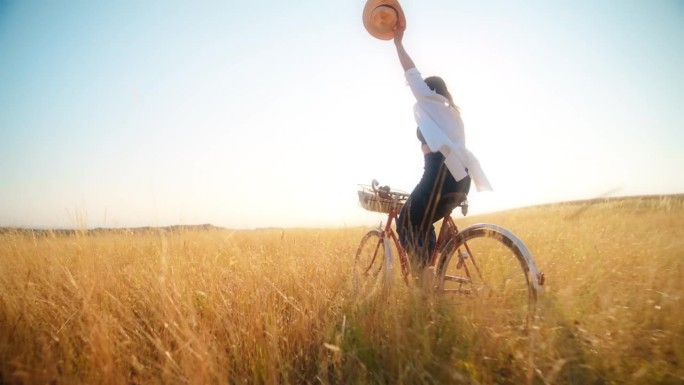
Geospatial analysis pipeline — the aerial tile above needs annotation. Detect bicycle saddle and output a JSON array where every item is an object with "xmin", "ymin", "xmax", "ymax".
[{"xmin": 441, "ymin": 192, "xmax": 468, "ymax": 216}]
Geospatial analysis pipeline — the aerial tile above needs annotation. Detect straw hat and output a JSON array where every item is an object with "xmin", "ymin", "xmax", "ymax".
[{"xmin": 362, "ymin": 0, "xmax": 406, "ymax": 40}]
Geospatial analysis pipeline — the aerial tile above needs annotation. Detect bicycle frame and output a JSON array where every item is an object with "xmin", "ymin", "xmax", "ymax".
[{"xmin": 373, "ymin": 204, "xmax": 474, "ymax": 286}]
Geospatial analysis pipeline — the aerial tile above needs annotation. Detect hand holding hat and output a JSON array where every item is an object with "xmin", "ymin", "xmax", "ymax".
[{"xmin": 362, "ymin": 0, "xmax": 406, "ymax": 40}]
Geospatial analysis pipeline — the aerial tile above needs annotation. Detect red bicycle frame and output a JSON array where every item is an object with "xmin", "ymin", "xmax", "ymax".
[{"xmin": 376, "ymin": 204, "xmax": 472, "ymax": 286}]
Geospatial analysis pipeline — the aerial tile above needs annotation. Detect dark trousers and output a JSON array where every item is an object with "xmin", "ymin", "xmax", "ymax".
[{"xmin": 397, "ymin": 152, "xmax": 471, "ymax": 269}]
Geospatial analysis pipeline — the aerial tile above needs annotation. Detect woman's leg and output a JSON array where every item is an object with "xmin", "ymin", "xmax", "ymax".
[
  {"xmin": 397, "ymin": 161, "xmax": 449, "ymax": 269},
  {"xmin": 398, "ymin": 194, "xmax": 434, "ymax": 269},
  {"xmin": 432, "ymin": 174, "xmax": 471, "ymax": 222}
]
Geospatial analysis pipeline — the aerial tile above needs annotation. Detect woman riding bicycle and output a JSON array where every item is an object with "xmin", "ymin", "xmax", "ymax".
[{"xmin": 392, "ymin": 20, "xmax": 493, "ymax": 272}]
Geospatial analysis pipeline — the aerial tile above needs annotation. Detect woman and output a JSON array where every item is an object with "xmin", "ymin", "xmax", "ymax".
[{"xmin": 393, "ymin": 21, "xmax": 492, "ymax": 271}]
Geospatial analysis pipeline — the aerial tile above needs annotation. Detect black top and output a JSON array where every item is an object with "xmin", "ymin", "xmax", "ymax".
[{"xmin": 416, "ymin": 127, "xmax": 427, "ymax": 145}]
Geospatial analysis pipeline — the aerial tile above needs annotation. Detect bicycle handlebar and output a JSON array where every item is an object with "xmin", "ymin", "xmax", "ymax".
[{"xmin": 370, "ymin": 179, "xmax": 410, "ymax": 200}]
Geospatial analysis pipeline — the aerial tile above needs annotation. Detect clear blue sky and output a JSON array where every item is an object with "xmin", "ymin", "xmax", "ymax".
[{"xmin": 1, "ymin": 0, "xmax": 683, "ymax": 229}]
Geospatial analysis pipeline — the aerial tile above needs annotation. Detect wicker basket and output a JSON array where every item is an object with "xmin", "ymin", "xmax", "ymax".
[{"xmin": 357, "ymin": 185, "xmax": 407, "ymax": 214}]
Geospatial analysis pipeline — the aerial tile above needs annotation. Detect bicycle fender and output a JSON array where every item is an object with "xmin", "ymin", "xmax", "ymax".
[{"xmin": 383, "ymin": 237, "xmax": 394, "ymax": 287}]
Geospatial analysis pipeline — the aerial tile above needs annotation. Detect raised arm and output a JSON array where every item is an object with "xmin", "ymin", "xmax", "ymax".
[
  {"xmin": 393, "ymin": 21, "xmax": 415, "ymax": 71},
  {"xmin": 393, "ymin": 22, "xmax": 435, "ymax": 100}
]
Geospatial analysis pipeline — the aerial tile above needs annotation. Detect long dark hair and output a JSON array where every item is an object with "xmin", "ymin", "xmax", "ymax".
[{"xmin": 425, "ymin": 76, "xmax": 458, "ymax": 110}]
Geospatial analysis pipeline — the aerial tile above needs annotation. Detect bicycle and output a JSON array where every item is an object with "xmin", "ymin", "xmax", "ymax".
[{"xmin": 354, "ymin": 179, "xmax": 545, "ymax": 321}]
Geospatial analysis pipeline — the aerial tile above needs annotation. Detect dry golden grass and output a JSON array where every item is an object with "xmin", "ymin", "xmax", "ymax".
[{"xmin": 1, "ymin": 195, "xmax": 682, "ymax": 384}]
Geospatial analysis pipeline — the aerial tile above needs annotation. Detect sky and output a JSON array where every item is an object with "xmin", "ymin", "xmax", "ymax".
[{"xmin": 1, "ymin": 0, "xmax": 683, "ymax": 229}]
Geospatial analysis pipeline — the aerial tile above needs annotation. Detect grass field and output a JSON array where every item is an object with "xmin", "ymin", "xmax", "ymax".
[{"xmin": 1, "ymin": 195, "xmax": 683, "ymax": 384}]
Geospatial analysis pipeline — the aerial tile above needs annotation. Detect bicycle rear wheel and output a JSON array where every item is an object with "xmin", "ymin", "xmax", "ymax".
[
  {"xmin": 353, "ymin": 230, "xmax": 388, "ymax": 299},
  {"xmin": 435, "ymin": 223, "xmax": 541, "ymax": 327}
]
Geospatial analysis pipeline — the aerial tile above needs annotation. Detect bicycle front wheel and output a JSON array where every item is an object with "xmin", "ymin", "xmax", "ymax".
[
  {"xmin": 436, "ymin": 223, "xmax": 541, "ymax": 326},
  {"xmin": 353, "ymin": 229, "xmax": 387, "ymax": 299}
]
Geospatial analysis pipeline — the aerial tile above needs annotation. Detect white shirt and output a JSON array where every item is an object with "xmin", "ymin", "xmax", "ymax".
[{"xmin": 405, "ymin": 68, "xmax": 493, "ymax": 192}]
